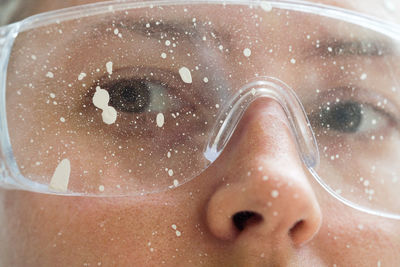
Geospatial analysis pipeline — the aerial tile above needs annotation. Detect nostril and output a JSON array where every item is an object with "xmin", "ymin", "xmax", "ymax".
[
  {"xmin": 289, "ymin": 220, "xmax": 305, "ymax": 239},
  {"xmin": 232, "ymin": 211, "xmax": 263, "ymax": 231}
]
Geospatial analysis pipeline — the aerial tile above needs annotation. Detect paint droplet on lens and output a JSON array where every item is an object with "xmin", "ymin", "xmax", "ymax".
[
  {"xmin": 102, "ymin": 106, "xmax": 117, "ymax": 125},
  {"xmin": 156, "ymin": 113, "xmax": 165, "ymax": 127},
  {"xmin": 271, "ymin": 190, "xmax": 279, "ymax": 198},
  {"xmin": 49, "ymin": 159, "xmax": 71, "ymax": 192},
  {"xmin": 46, "ymin": 72, "xmax": 54, "ymax": 78},
  {"xmin": 179, "ymin": 67, "xmax": 192, "ymax": 84},
  {"xmin": 106, "ymin": 61, "xmax": 113, "ymax": 75},
  {"xmin": 78, "ymin": 72, "xmax": 87, "ymax": 81},
  {"xmin": 243, "ymin": 48, "xmax": 251, "ymax": 57},
  {"xmin": 360, "ymin": 73, "xmax": 367, "ymax": 80},
  {"xmin": 93, "ymin": 86, "xmax": 110, "ymax": 110}
]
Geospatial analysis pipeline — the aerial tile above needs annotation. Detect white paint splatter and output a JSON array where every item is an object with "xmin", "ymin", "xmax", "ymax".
[
  {"xmin": 49, "ymin": 159, "xmax": 71, "ymax": 192},
  {"xmin": 161, "ymin": 52, "xmax": 167, "ymax": 59},
  {"xmin": 171, "ymin": 224, "xmax": 181, "ymax": 237},
  {"xmin": 46, "ymin": 72, "xmax": 54, "ymax": 78},
  {"xmin": 173, "ymin": 179, "xmax": 179, "ymax": 187},
  {"xmin": 92, "ymin": 86, "xmax": 117, "ymax": 124},
  {"xmin": 179, "ymin": 67, "xmax": 192, "ymax": 84},
  {"xmin": 31, "ymin": 55, "xmax": 37, "ymax": 60},
  {"xmin": 203, "ymin": 77, "xmax": 209, "ymax": 83},
  {"xmin": 290, "ymin": 58, "xmax": 296, "ymax": 64},
  {"xmin": 271, "ymin": 190, "xmax": 279, "ymax": 198},
  {"xmin": 50, "ymin": 93, "xmax": 56, "ymax": 99},
  {"xmin": 99, "ymin": 185, "xmax": 105, "ymax": 192},
  {"xmin": 260, "ymin": 1, "xmax": 273, "ymax": 12},
  {"xmin": 167, "ymin": 151, "xmax": 171, "ymax": 158},
  {"xmin": 156, "ymin": 113, "xmax": 165, "ymax": 127},
  {"xmin": 60, "ymin": 117, "xmax": 65, "ymax": 123},
  {"xmin": 360, "ymin": 73, "xmax": 367, "ymax": 80},
  {"xmin": 168, "ymin": 169, "xmax": 174, "ymax": 176},
  {"xmin": 78, "ymin": 72, "xmax": 87, "ymax": 81},
  {"xmin": 106, "ymin": 61, "xmax": 113, "ymax": 75},
  {"xmin": 102, "ymin": 106, "xmax": 117, "ymax": 125},
  {"xmin": 243, "ymin": 48, "xmax": 252, "ymax": 57},
  {"xmin": 93, "ymin": 86, "xmax": 110, "ymax": 110}
]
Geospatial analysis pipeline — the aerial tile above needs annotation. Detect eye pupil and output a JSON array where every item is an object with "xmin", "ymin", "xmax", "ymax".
[
  {"xmin": 108, "ymin": 79, "xmax": 151, "ymax": 113},
  {"xmin": 321, "ymin": 101, "xmax": 362, "ymax": 133}
]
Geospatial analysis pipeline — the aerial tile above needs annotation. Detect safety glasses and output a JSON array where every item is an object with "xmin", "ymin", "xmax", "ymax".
[{"xmin": 0, "ymin": 0, "xmax": 400, "ymax": 220}]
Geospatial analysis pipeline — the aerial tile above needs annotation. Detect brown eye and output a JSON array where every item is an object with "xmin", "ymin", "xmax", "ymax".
[
  {"xmin": 320, "ymin": 101, "xmax": 362, "ymax": 133},
  {"xmin": 106, "ymin": 79, "xmax": 151, "ymax": 113}
]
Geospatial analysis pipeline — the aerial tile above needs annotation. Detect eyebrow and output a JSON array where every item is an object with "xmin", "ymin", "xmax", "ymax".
[
  {"xmin": 89, "ymin": 18, "xmax": 228, "ymax": 46},
  {"xmin": 86, "ymin": 18, "xmax": 393, "ymax": 59},
  {"xmin": 309, "ymin": 38, "xmax": 393, "ymax": 58}
]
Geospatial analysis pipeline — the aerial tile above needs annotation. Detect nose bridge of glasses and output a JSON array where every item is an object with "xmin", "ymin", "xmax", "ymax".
[{"xmin": 204, "ymin": 76, "xmax": 319, "ymax": 169}]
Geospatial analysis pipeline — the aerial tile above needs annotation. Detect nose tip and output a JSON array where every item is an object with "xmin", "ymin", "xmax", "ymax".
[
  {"xmin": 206, "ymin": 172, "xmax": 322, "ymax": 247},
  {"xmin": 205, "ymin": 98, "xmax": 322, "ymax": 248}
]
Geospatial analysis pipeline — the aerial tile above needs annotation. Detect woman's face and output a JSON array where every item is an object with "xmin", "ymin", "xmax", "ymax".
[{"xmin": 1, "ymin": 0, "xmax": 400, "ymax": 266}]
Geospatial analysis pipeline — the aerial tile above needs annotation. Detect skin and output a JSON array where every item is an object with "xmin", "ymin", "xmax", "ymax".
[{"xmin": 1, "ymin": 0, "xmax": 400, "ymax": 266}]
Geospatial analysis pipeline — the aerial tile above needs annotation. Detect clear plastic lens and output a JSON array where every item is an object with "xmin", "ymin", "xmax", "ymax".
[{"xmin": 2, "ymin": 2, "xmax": 400, "ymax": 217}]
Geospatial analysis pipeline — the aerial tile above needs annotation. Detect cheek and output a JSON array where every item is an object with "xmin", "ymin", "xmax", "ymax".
[
  {"xmin": 0, "ymin": 174, "xmax": 223, "ymax": 267},
  {"xmin": 311, "ymin": 183, "xmax": 400, "ymax": 266},
  {"xmin": 0, "ymin": 190, "xmax": 195, "ymax": 265}
]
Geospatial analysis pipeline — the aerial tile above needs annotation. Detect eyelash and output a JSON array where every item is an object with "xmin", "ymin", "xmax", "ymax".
[
  {"xmin": 308, "ymin": 87, "xmax": 399, "ymax": 138},
  {"xmin": 81, "ymin": 67, "xmax": 210, "ymax": 139}
]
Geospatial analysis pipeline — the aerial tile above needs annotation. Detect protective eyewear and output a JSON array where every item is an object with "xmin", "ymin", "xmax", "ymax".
[{"xmin": 0, "ymin": 0, "xmax": 400, "ymax": 220}]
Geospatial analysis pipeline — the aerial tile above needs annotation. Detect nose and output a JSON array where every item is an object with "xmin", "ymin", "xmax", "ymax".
[{"xmin": 206, "ymin": 98, "xmax": 322, "ymax": 248}]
